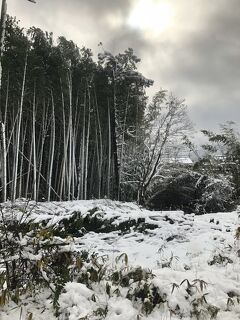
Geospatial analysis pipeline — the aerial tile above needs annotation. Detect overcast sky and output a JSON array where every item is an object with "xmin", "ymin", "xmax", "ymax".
[{"xmin": 7, "ymin": 0, "xmax": 240, "ymax": 134}]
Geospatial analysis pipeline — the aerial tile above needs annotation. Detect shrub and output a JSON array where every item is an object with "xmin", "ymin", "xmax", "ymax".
[{"xmin": 147, "ymin": 170, "xmax": 236, "ymax": 214}]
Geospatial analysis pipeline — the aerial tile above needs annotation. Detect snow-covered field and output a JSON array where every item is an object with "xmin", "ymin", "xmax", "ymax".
[{"xmin": 1, "ymin": 199, "xmax": 240, "ymax": 320}]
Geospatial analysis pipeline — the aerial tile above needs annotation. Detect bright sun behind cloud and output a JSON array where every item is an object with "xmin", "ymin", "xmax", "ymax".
[{"xmin": 127, "ymin": 0, "xmax": 173, "ymax": 37}]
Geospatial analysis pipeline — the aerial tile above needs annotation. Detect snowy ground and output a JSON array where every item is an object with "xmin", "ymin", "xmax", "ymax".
[{"xmin": 1, "ymin": 199, "xmax": 240, "ymax": 320}]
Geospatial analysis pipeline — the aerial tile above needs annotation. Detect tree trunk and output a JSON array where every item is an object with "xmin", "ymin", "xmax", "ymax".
[
  {"xmin": 12, "ymin": 51, "xmax": 28, "ymax": 201},
  {"xmin": 107, "ymin": 99, "xmax": 111, "ymax": 198},
  {"xmin": 111, "ymin": 80, "xmax": 119, "ymax": 199},
  {"xmin": 32, "ymin": 83, "xmax": 37, "ymax": 200},
  {"xmin": 47, "ymin": 92, "xmax": 55, "ymax": 201},
  {"xmin": 0, "ymin": 0, "xmax": 7, "ymax": 201}
]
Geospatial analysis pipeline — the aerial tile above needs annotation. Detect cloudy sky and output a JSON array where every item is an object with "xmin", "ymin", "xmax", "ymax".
[{"xmin": 7, "ymin": 0, "xmax": 240, "ymax": 133}]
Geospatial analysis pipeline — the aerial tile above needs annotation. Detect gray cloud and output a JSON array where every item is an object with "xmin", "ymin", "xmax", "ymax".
[
  {"xmin": 138, "ymin": 0, "xmax": 240, "ymax": 130},
  {"xmin": 105, "ymin": 28, "xmax": 148, "ymax": 55},
  {"xmin": 8, "ymin": 0, "xmax": 137, "ymax": 53},
  {"xmin": 7, "ymin": 0, "xmax": 240, "ymax": 132}
]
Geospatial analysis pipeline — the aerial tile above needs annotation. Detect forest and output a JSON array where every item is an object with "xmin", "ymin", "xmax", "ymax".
[
  {"xmin": 0, "ymin": 16, "xmax": 239, "ymax": 213},
  {"xmin": 0, "ymin": 6, "xmax": 240, "ymax": 320}
]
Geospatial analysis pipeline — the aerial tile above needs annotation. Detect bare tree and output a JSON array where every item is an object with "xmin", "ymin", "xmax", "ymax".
[{"xmin": 122, "ymin": 90, "xmax": 192, "ymax": 204}]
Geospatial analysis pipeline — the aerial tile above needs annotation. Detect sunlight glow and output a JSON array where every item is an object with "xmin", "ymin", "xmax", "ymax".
[{"xmin": 128, "ymin": 0, "xmax": 173, "ymax": 36}]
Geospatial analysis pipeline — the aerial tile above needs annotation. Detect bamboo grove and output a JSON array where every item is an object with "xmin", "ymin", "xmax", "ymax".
[{"xmin": 0, "ymin": 17, "xmax": 153, "ymax": 202}]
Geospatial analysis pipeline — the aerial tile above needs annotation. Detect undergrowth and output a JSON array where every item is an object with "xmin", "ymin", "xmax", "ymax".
[{"xmin": 0, "ymin": 203, "xmax": 239, "ymax": 319}]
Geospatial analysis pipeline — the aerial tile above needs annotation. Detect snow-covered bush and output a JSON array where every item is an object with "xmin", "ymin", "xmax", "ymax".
[
  {"xmin": 147, "ymin": 169, "xmax": 236, "ymax": 213},
  {"xmin": 199, "ymin": 176, "xmax": 235, "ymax": 213},
  {"xmin": 0, "ymin": 204, "xmax": 85, "ymax": 311}
]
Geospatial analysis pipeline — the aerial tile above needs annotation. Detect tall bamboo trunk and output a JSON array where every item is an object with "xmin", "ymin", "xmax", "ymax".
[
  {"xmin": 12, "ymin": 51, "xmax": 28, "ymax": 201},
  {"xmin": 67, "ymin": 72, "xmax": 73, "ymax": 200},
  {"xmin": 0, "ymin": 0, "xmax": 7, "ymax": 201},
  {"xmin": 84, "ymin": 85, "xmax": 91, "ymax": 200},
  {"xmin": 79, "ymin": 89, "xmax": 86, "ymax": 199},
  {"xmin": 59, "ymin": 79, "xmax": 67, "ymax": 200},
  {"xmin": 94, "ymin": 87, "xmax": 103, "ymax": 198},
  {"xmin": 37, "ymin": 100, "xmax": 47, "ymax": 200},
  {"xmin": 111, "ymin": 81, "xmax": 119, "ymax": 199},
  {"xmin": 107, "ymin": 99, "xmax": 111, "ymax": 198},
  {"xmin": 25, "ymin": 129, "xmax": 33, "ymax": 199},
  {"xmin": 47, "ymin": 92, "xmax": 55, "ymax": 201},
  {"xmin": 19, "ymin": 124, "xmax": 27, "ymax": 198},
  {"xmin": 32, "ymin": 84, "xmax": 37, "ymax": 200},
  {"xmin": 118, "ymin": 91, "xmax": 130, "ymax": 200}
]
